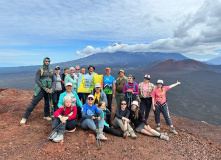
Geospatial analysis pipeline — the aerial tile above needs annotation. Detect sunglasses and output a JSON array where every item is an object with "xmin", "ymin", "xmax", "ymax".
[
  {"xmin": 75, "ymin": 68, "xmax": 80, "ymax": 70},
  {"xmin": 55, "ymin": 68, "xmax": 60, "ymax": 70},
  {"xmin": 121, "ymin": 103, "xmax": 127, "ymax": 105},
  {"xmin": 88, "ymin": 98, "xmax": 94, "ymax": 100},
  {"xmin": 45, "ymin": 59, "xmax": 50, "ymax": 62}
]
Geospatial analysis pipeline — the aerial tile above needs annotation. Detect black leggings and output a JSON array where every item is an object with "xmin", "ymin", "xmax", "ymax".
[
  {"xmin": 140, "ymin": 97, "xmax": 152, "ymax": 121},
  {"xmin": 103, "ymin": 126, "xmax": 123, "ymax": 137}
]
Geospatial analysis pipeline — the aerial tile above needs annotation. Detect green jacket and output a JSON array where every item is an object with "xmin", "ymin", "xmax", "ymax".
[{"xmin": 64, "ymin": 74, "xmax": 78, "ymax": 92}]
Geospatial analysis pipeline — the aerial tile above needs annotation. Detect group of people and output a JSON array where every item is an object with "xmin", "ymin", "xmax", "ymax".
[{"xmin": 20, "ymin": 57, "xmax": 181, "ymax": 143}]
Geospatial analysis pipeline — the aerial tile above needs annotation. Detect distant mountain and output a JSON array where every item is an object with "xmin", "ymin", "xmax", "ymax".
[
  {"xmin": 0, "ymin": 51, "xmax": 188, "ymax": 74},
  {"xmin": 206, "ymin": 56, "xmax": 221, "ymax": 65},
  {"xmin": 143, "ymin": 59, "xmax": 213, "ymax": 75}
]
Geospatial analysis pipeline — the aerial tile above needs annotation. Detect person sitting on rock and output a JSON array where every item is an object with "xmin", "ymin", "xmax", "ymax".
[
  {"xmin": 20, "ymin": 57, "xmax": 55, "ymax": 124},
  {"xmin": 151, "ymin": 79, "xmax": 181, "ymax": 135},
  {"xmin": 112, "ymin": 100, "xmax": 137, "ymax": 139},
  {"xmin": 49, "ymin": 96, "xmax": 77, "ymax": 143},
  {"xmin": 130, "ymin": 101, "xmax": 169, "ymax": 141},
  {"xmin": 98, "ymin": 101, "xmax": 128, "ymax": 138},
  {"xmin": 89, "ymin": 83, "xmax": 107, "ymax": 106},
  {"xmin": 81, "ymin": 95, "xmax": 107, "ymax": 141}
]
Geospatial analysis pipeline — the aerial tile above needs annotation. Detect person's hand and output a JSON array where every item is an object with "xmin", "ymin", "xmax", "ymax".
[
  {"xmin": 44, "ymin": 87, "xmax": 50, "ymax": 93},
  {"xmin": 127, "ymin": 89, "xmax": 133, "ymax": 93},
  {"xmin": 48, "ymin": 89, "xmax": 52, "ymax": 94},
  {"xmin": 153, "ymin": 106, "xmax": 155, "ymax": 111},
  {"xmin": 113, "ymin": 94, "xmax": 115, "ymax": 98},
  {"xmin": 59, "ymin": 116, "xmax": 66, "ymax": 123},
  {"xmin": 97, "ymin": 117, "xmax": 101, "ymax": 120},
  {"xmin": 138, "ymin": 99, "xmax": 141, "ymax": 103},
  {"xmin": 177, "ymin": 81, "xmax": 181, "ymax": 85},
  {"xmin": 123, "ymin": 117, "xmax": 130, "ymax": 123},
  {"xmin": 92, "ymin": 116, "xmax": 96, "ymax": 119}
]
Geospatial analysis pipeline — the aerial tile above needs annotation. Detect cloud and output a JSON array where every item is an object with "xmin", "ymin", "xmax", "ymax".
[
  {"xmin": 76, "ymin": 0, "xmax": 221, "ymax": 57},
  {"xmin": 0, "ymin": 0, "xmax": 204, "ymax": 46}
]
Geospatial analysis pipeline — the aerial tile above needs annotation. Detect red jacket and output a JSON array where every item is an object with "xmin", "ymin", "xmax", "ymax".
[{"xmin": 54, "ymin": 106, "xmax": 77, "ymax": 120}]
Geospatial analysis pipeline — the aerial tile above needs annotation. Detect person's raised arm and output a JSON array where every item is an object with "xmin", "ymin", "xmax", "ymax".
[{"xmin": 169, "ymin": 81, "xmax": 181, "ymax": 89}]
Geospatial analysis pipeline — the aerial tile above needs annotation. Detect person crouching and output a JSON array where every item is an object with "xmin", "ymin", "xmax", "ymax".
[
  {"xmin": 81, "ymin": 95, "xmax": 107, "ymax": 140},
  {"xmin": 49, "ymin": 96, "xmax": 77, "ymax": 143}
]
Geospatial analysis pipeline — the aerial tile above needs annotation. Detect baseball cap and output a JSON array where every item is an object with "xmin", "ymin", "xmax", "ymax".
[{"xmin": 65, "ymin": 82, "xmax": 72, "ymax": 87}]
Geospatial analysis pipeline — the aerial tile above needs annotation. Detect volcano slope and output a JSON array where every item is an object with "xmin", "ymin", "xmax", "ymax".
[{"xmin": 0, "ymin": 88, "xmax": 220, "ymax": 160}]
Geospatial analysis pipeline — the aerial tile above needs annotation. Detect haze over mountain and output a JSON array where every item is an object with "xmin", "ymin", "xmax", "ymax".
[{"xmin": 206, "ymin": 56, "xmax": 221, "ymax": 65}]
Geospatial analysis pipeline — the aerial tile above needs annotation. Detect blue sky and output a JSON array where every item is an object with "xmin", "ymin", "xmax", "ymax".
[{"xmin": 0, "ymin": 0, "xmax": 221, "ymax": 67}]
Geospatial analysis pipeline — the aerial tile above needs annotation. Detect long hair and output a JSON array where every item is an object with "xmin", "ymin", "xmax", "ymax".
[
  {"xmin": 134, "ymin": 105, "xmax": 140, "ymax": 119},
  {"xmin": 155, "ymin": 79, "xmax": 164, "ymax": 94}
]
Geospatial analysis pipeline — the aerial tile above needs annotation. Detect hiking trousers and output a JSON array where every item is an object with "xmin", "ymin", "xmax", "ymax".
[
  {"xmin": 106, "ymin": 94, "xmax": 112, "ymax": 125},
  {"xmin": 124, "ymin": 93, "xmax": 137, "ymax": 110},
  {"xmin": 23, "ymin": 89, "xmax": 50, "ymax": 119},
  {"xmin": 52, "ymin": 90, "xmax": 62, "ymax": 112},
  {"xmin": 112, "ymin": 117, "xmax": 133, "ymax": 132},
  {"xmin": 115, "ymin": 92, "xmax": 125, "ymax": 107},
  {"xmin": 140, "ymin": 97, "xmax": 152, "ymax": 121},
  {"xmin": 52, "ymin": 118, "xmax": 77, "ymax": 135},
  {"xmin": 103, "ymin": 126, "xmax": 123, "ymax": 137},
  {"xmin": 154, "ymin": 104, "xmax": 173, "ymax": 126},
  {"xmin": 81, "ymin": 118, "xmax": 104, "ymax": 131}
]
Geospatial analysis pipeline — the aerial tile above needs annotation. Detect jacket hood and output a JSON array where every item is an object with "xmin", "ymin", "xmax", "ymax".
[{"xmin": 43, "ymin": 57, "xmax": 50, "ymax": 69}]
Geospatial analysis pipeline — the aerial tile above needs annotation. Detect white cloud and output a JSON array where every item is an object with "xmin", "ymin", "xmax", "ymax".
[
  {"xmin": 0, "ymin": 0, "xmax": 204, "ymax": 46},
  {"xmin": 76, "ymin": 0, "xmax": 221, "ymax": 57}
]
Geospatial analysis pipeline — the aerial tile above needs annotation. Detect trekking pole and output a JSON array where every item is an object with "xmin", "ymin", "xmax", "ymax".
[
  {"xmin": 48, "ymin": 93, "xmax": 52, "ymax": 123},
  {"xmin": 94, "ymin": 116, "xmax": 101, "ymax": 149},
  {"xmin": 34, "ymin": 122, "xmax": 63, "ymax": 151},
  {"xmin": 50, "ymin": 94, "xmax": 54, "ymax": 116}
]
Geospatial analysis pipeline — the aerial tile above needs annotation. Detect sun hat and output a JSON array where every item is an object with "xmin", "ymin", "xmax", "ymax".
[
  {"xmin": 87, "ymin": 94, "xmax": 94, "ymax": 99},
  {"xmin": 156, "ymin": 79, "xmax": 164, "ymax": 85},
  {"xmin": 69, "ymin": 67, "xmax": 75, "ymax": 71},
  {"xmin": 132, "ymin": 101, "xmax": 139, "ymax": 107},
  {"xmin": 95, "ymin": 83, "xmax": 101, "ymax": 88},
  {"xmin": 88, "ymin": 65, "xmax": 95, "ymax": 70},
  {"xmin": 65, "ymin": 82, "xmax": 72, "ymax": 87},
  {"xmin": 118, "ymin": 69, "xmax": 125, "ymax": 74}
]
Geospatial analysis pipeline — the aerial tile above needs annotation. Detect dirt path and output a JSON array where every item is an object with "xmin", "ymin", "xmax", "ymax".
[{"xmin": 0, "ymin": 88, "xmax": 220, "ymax": 159}]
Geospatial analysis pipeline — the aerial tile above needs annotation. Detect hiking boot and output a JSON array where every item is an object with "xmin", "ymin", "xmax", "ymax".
[
  {"xmin": 20, "ymin": 118, "xmax": 27, "ymax": 124},
  {"xmin": 43, "ymin": 116, "xmax": 51, "ymax": 121},
  {"xmin": 161, "ymin": 132, "xmax": 168, "ymax": 136},
  {"xmin": 123, "ymin": 131, "xmax": 129, "ymax": 138},
  {"xmin": 129, "ymin": 131, "xmax": 137, "ymax": 139},
  {"xmin": 160, "ymin": 134, "xmax": 169, "ymax": 141},
  {"xmin": 170, "ymin": 127, "xmax": 178, "ymax": 135},
  {"xmin": 156, "ymin": 125, "xmax": 160, "ymax": 131},
  {"xmin": 66, "ymin": 128, "xmax": 76, "ymax": 133},
  {"xmin": 97, "ymin": 133, "xmax": 107, "ymax": 141},
  {"xmin": 53, "ymin": 134, "xmax": 64, "ymax": 143},
  {"xmin": 48, "ymin": 132, "xmax": 57, "ymax": 140}
]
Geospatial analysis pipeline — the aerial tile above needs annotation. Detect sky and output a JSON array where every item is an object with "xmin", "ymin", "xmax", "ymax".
[{"xmin": 0, "ymin": 0, "xmax": 221, "ymax": 67}]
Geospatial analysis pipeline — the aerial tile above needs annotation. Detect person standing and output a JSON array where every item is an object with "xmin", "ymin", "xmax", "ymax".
[
  {"xmin": 115, "ymin": 70, "xmax": 128, "ymax": 107},
  {"xmin": 75, "ymin": 65, "xmax": 81, "ymax": 76},
  {"xmin": 61, "ymin": 67, "xmax": 69, "ymax": 92},
  {"xmin": 20, "ymin": 57, "xmax": 55, "ymax": 124},
  {"xmin": 103, "ymin": 67, "xmax": 116, "ymax": 119},
  {"xmin": 123, "ymin": 74, "xmax": 139, "ymax": 110},
  {"xmin": 52, "ymin": 66, "xmax": 63, "ymax": 111},
  {"xmin": 81, "ymin": 67, "xmax": 86, "ymax": 75},
  {"xmin": 137, "ymin": 74, "xmax": 155, "ymax": 122},
  {"xmin": 64, "ymin": 67, "xmax": 78, "ymax": 92},
  {"xmin": 86, "ymin": 65, "xmax": 98, "ymax": 75},
  {"xmin": 151, "ymin": 79, "xmax": 181, "ymax": 134}
]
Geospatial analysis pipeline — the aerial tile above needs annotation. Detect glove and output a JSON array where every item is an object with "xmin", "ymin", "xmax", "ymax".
[{"xmin": 44, "ymin": 87, "xmax": 50, "ymax": 93}]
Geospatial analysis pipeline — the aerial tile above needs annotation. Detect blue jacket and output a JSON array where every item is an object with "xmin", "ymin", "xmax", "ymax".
[{"xmin": 58, "ymin": 90, "xmax": 82, "ymax": 108}]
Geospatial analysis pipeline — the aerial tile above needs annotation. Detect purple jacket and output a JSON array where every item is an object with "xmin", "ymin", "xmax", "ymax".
[{"xmin": 123, "ymin": 82, "xmax": 139, "ymax": 95}]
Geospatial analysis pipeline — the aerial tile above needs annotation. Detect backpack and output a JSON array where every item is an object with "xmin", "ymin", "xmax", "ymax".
[{"xmin": 126, "ymin": 82, "xmax": 137, "ymax": 98}]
